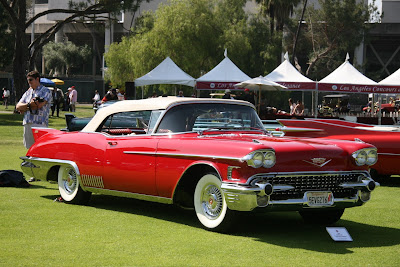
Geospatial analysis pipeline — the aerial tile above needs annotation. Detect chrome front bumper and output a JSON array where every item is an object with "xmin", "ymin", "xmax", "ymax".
[{"xmin": 221, "ymin": 172, "xmax": 379, "ymax": 212}]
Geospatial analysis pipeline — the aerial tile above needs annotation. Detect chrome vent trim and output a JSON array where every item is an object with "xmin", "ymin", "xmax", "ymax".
[{"xmin": 81, "ymin": 174, "xmax": 104, "ymax": 188}]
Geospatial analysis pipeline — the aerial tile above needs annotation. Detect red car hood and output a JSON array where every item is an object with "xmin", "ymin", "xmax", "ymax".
[{"xmin": 166, "ymin": 132, "xmax": 372, "ymax": 172}]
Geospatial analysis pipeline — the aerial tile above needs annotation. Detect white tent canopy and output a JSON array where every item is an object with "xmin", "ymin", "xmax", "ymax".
[
  {"xmin": 379, "ymin": 68, "xmax": 400, "ymax": 85},
  {"xmin": 135, "ymin": 57, "xmax": 195, "ymax": 87},
  {"xmin": 265, "ymin": 52, "xmax": 316, "ymax": 90},
  {"xmin": 317, "ymin": 54, "xmax": 400, "ymax": 94},
  {"xmin": 196, "ymin": 53, "xmax": 250, "ymax": 90},
  {"xmin": 318, "ymin": 53, "xmax": 379, "ymax": 93}
]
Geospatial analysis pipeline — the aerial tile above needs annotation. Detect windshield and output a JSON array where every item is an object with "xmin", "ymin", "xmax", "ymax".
[{"xmin": 156, "ymin": 103, "xmax": 264, "ymax": 133}]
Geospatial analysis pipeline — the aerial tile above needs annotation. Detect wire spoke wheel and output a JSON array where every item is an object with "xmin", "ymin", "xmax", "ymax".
[
  {"xmin": 200, "ymin": 184, "xmax": 223, "ymax": 219},
  {"xmin": 194, "ymin": 174, "xmax": 234, "ymax": 232},
  {"xmin": 58, "ymin": 165, "xmax": 91, "ymax": 204}
]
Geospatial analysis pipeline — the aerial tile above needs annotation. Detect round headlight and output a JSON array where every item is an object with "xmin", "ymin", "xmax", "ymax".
[
  {"xmin": 263, "ymin": 151, "xmax": 276, "ymax": 168},
  {"xmin": 247, "ymin": 152, "xmax": 264, "ymax": 168},
  {"xmin": 366, "ymin": 149, "xmax": 378, "ymax": 166},
  {"xmin": 353, "ymin": 150, "xmax": 367, "ymax": 166}
]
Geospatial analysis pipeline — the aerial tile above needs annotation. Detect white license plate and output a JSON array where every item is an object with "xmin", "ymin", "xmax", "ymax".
[{"xmin": 306, "ymin": 191, "xmax": 334, "ymax": 207}]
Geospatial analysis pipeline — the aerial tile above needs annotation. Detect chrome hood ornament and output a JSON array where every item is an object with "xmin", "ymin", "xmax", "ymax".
[{"xmin": 303, "ymin": 158, "xmax": 332, "ymax": 167}]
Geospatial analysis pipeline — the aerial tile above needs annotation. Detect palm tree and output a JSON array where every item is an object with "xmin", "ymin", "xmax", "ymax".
[{"xmin": 256, "ymin": 0, "xmax": 301, "ymax": 34}]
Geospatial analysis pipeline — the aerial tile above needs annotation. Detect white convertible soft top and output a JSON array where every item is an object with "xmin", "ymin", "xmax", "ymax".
[{"xmin": 81, "ymin": 97, "xmax": 252, "ymax": 132}]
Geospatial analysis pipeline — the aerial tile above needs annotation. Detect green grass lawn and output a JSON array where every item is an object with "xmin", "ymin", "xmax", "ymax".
[{"xmin": 0, "ymin": 104, "xmax": 400, "ymax": 266}]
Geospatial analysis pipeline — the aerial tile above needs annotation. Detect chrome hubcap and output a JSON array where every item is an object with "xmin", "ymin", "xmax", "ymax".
[
  {"xmin": 201, "ymin": 184, "xmax": 223, "ymax": 219},
  {"xmin": 62, "ymin": 167, "xmax": 77, "ymax": 194}
]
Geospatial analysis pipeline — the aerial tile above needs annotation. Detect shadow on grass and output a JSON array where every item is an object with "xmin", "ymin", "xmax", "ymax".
[
  {"xmin": 378, "ymin": 176, "xmax": 400, "ymax": 187},
  {"xmin": 233, "ymin": 212, "xmax": 400, "ymax": 254},
  {"xmin": 40, "ymin": 193, "xmax": 400, "ymax": 253},
  {"xmin": 0, "ymin": 113, "xmax": 23, "ymax": 126}
]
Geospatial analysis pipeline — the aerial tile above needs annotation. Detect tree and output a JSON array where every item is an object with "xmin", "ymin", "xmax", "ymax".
[
  {"xmin": 255, "ymin": 0, "xmax": 301, "ymax": 65},
  {"xmin": 0, "ymin": 0, "xmax": 149, "ymax": 100},
  {"xmin": 255, "ymin": 0, "xmax": 301, "ymax": 34},
  {"xmin": 0, "ymin": 4, "xmax": 13, "ymax": 70},
  {"xmin": 284, "ymin": 0, "xmax": 379, "ymax": 79},
  {"xmin": 105, "ymin": 0, "xmax": 277, "ymax": 96},
  {"xmin": 43, "ymin": 41, "xmax": 91, "ymax": 76}
]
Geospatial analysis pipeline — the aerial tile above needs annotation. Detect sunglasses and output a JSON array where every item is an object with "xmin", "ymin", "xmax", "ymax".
[{"xmin": 27, "ymin": 78, "xmax": 35, "ymax": 82}]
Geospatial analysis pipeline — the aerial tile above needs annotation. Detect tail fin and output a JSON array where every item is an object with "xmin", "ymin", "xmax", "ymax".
[{"xmin": 31, "ymin": 127, "xmax": 60, "ymax": 142}]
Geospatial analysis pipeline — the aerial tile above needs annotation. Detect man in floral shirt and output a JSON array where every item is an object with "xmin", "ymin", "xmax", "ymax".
[{"xmin": 16, "ymin": 71, "xmax": 51, "ymax": 149}]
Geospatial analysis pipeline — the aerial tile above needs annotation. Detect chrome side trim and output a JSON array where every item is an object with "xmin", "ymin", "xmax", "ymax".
[
  {"xmin": 123, "ymin": 151, "xmax": 156, "ymax": 156},
  {"xmin": 378, "ymin": 152, "xmax": 400, "ymax": 156},
  {"xmin": 123, "ymin": 151, "xmax": 243, "ymax": 161},
  {"xmin": 86, "ymin": 187, "xmax": 172, "ymax": 204}
]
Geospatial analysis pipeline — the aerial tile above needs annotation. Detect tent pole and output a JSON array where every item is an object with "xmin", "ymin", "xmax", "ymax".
[
  {"xmin": 258, "ymin": 86, "xmax": 261, "ymax": 115},
  {"xmin": 314, "ymin": 82, "xmax": 318, "ymax": 118}
]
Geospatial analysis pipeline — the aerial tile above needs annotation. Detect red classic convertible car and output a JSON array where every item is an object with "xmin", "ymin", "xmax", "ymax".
[
  {"xmin": 21, "ymin": 97, "xmax": 379, "ymax": 232},
  {"xmin": 277, "ymin": 119, "xmax": 400, "ymax": 179}
]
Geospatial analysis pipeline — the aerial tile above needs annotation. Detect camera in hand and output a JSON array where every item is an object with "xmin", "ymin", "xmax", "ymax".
[{"xmin": 34, "ymin": 96, "xmax": 45, "ymax": 103}]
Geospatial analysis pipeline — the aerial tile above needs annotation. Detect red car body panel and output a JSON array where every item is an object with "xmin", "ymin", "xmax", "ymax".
[
  {"xmin": 278, "ymin": 119, "xmax": 400, "ymax": 176},
  {"xmin": 27, "ymin": 127, "xmax": 372, "ymax": 199}
]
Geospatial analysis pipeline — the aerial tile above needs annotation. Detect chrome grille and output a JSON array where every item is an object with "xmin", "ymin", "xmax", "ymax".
[{"xmin": 251, "ymin": 172, "xmax": 363, "ymax": 200}]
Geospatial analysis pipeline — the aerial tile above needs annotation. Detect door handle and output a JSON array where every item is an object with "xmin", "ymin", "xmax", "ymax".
[{"xmin": 108, "ymin": 141, "xmax": 118, "ymax": 146}]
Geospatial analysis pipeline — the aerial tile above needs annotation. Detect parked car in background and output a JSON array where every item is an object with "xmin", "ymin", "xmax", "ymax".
[
  {"xmin": 21, "ymin": 97, "xmax": 378, "ymax": 232},
  {"xmin": 278, "ymin": 118, "xmax": 400, "ymax": 180},
  {"xmin": 363, "ymin": 100, "xmax": 400, "ymax": 113},
  {"xmin": 319, "ymin": 94, "xmax": 350, "ymax": 116}
]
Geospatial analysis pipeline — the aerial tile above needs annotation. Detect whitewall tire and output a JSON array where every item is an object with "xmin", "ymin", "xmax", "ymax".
[
  {"xmin": 58, "ymin": 165, "xmax": 91, "ymax": 204},
  {"xmin": 194, "ymin": 174, "xmax": 233, "ymax": 231}
]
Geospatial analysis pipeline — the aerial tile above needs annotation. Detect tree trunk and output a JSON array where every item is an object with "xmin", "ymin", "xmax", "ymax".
[{"xmin": 13, "ymin": 1, "xmax": 28, "ymax": 101}]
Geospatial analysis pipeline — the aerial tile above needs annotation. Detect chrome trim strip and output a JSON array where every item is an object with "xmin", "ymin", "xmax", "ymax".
[
  {"xmin": 246, "ymin": 170, "xmax": 371, "ymax": 184},
  {"xmin": 227, "ymin": 166, "xmax": 241, "ymax": 181},
  {"xmin": 123, "ymin": 151, "xmax": 242, "ymax": 161},
  {"xmin": 378, "ymin": 152, "xmax": 400, "ymax": 156},
  {"xmin": 85, "ymin": 187, "xmax": 172, "ymax": 204},
  {"xmin": 272, "ymin": 184, "xmax": 295, "ymax": 191},
  {"xmin": 123, "ymin": 151, "xmax": 156, "ymax": 156}
]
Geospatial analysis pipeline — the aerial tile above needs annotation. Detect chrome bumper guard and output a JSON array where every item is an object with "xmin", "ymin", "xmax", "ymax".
[
  {"xmin": 221, "ymin": 177, "xmax": 379, "ymax": 212},
  {"xmin": 20, "ymin": 156, "xmax": 81, "ymax": 181}
]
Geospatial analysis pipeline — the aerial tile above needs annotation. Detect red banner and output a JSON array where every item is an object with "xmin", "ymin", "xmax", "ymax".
[
  {"xmin": 196, "ymin": 81, "xmax": 244, "ymax": 90},
  {"xmin": 318, "ymin": 83, "xmax": 400, "ymax": 94},
  {"xmin": 276, "ymin": 81, "xmax": 316, "ymax": 90}
]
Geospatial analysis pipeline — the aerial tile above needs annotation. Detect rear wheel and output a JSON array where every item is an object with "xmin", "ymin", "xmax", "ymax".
[
  {"xmin": 58, "ymin": 165, "xmax": 91, "ymax": 204},
  {"xmin": 194, "ymin": 174, "xmax": 234, "ymax": 232},
  {"xmin": 299, "ymin": 209, "xmax": 345, "ymax": 225}
]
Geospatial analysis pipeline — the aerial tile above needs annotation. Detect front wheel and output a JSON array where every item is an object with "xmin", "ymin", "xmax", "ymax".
[
  {"xmin": 299, "ymin": 208, "xmax": 345, "ymax": 225},
  {"xmin": 58, "ymin": 165, "xmax": 91, "ymax": 204},
  {"xmin": 194, "ymin": 174, "xmax": 234, "ymax": 232}
]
